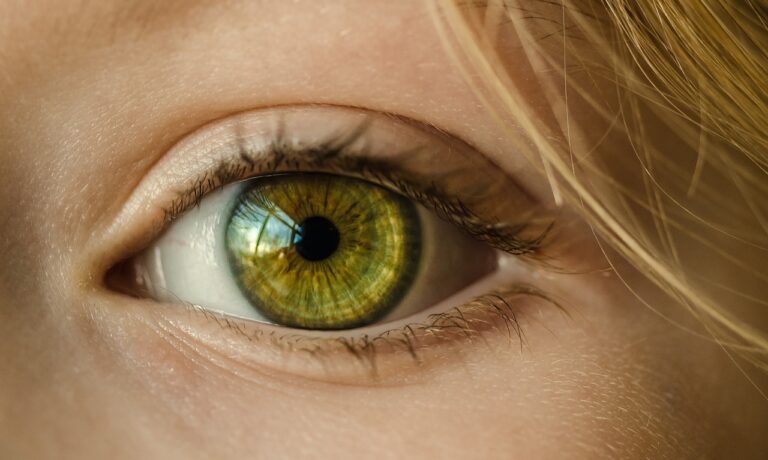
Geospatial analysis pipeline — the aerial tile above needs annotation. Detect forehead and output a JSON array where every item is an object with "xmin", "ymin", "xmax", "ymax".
[
  {"xmin": 0, "ymin": 1, "xmax": 455, "ymax": 83},
  {"xmin": 0, "ymin": 0, "xmax": 565, "ymax": 226}
]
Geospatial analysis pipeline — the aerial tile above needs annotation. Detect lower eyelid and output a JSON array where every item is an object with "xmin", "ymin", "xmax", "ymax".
[
  {"xmin": 137, "ymin": 280, "xmax": 563, "ymax": 385},
  {"xmin": 93, "ymin": 105, "xmax": 572, "ymax": 380}
]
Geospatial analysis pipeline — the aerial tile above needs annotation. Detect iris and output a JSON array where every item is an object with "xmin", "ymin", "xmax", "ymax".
[{"xmin": 225, "ymin": 173, "xmax": 422, "ymax": 329}]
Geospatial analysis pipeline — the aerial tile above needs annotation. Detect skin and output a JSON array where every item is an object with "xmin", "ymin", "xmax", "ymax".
[{"xmin": 0, "ymin": 1, "xmax": 766, "ymax": 459}]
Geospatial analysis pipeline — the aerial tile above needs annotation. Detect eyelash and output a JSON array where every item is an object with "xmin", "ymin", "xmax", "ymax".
[
  {"xmin": 159, "ymin": 126, "xmax": 552, "ymax": 258},
  {"xmin": 170, "ymin": 283, "xmax": 564, "ymax": 378},
  {"xmin": 117, "ymin": 122, "xmax": 563, "ymax": 372}
]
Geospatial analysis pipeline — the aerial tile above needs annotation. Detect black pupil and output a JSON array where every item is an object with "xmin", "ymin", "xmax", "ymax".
[{"xmin": 293, "ymin": 216, "xmax": 341, "ymax": 261}]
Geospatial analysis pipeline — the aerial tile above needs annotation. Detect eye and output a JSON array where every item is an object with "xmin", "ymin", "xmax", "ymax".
[
  {"xmin": 134, "ymin": 172, "xmax": 496, "ymax": 330},
  {"xmin": 108, "ymin": 106, "xmax": 553, "ymax": 338}
]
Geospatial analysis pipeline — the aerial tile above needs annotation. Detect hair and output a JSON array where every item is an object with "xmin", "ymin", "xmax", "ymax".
[{"xmin": 429, "ymin": 0, "xmax": 768, "ymax": 372}]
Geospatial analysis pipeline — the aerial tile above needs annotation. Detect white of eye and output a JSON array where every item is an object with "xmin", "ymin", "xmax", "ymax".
[{"xmin": 136, "ymin": 178, "xmax": 502, "ymax": 331}]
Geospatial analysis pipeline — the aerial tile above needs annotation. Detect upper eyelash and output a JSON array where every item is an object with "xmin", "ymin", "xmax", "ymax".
[
  {"xmin": 159, "ymin": 125, "xmax": 554, "ymax": 258},
  {"xmin": 119, "ymin": 117, "xmax": 566, "ymax": 372}
]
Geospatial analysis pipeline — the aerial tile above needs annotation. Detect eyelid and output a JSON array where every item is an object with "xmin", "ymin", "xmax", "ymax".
[
  {"xmin": 136, "ymin": 280, "xmax": 562, "ymax": 384},
  {"xmin": 90, "ymin": 105, "xmax": 572, "ymax": 380},
  {"xmin": 95, "ymin": 105, "xmax": 554, "ymax": 276}
]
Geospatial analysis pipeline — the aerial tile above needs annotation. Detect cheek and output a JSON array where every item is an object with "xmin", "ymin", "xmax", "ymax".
[
  {"xmin": 1, "ymin": 265, "xmax": 722, "ymax": 460},
  {"xmin": 83, "ymin": 290, "xmax": 715, "ymax": 460}
]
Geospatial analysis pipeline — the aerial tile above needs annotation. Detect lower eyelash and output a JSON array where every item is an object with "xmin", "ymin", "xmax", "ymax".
[
  {"xmin": 114, "ymin": 112, "xmax": 572, "ymax": 374},
  {"xmin": 175, "ymin": 283, "xmax": 566, "ymax": 379}
]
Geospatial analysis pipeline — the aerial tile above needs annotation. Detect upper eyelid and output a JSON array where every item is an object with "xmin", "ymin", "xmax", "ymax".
[
  {"xmin": 93, "ymin": 105, "xmax": 565, "ymax": 375},
  {"xmin": 163, "ymin": 149, "xmax": 549, "ymax": 255},
  {"xmin": 91, "ymin": 104, "xmax": 551, "ymax": 278}
]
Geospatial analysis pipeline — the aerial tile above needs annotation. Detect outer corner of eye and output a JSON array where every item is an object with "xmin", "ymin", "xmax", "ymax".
[{"xmin": 113, "ymin": 170, "xmax": 502, "ymax": 334}]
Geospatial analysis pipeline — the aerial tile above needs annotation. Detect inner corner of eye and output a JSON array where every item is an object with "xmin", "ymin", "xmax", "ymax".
[
  {"xmin": 113, "ymin": 172, "xmax": 500, "ymax": 331},
  {"xmin": 103, "ymin": 252, "xmax": 152, "ymax": 300}
]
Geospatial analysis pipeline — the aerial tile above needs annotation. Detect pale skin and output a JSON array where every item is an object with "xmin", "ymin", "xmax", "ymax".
[{"xmin": 0, "ymin": 1, "xmax": 766, "ymax": 459}]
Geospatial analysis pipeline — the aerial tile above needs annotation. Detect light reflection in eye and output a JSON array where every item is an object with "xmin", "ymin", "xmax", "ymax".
[{"xmin": 231, "ymin": 204, "xmax": 295, "ymax": 257}]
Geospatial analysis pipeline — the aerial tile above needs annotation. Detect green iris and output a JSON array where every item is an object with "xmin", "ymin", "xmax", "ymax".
[{"xmin": 225, "ymin": 173, "xmax": 422, "ymax": 330}]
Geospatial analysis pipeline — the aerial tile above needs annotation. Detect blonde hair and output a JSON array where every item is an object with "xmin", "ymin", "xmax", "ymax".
[{"xmin": 430, "ymin": 1, "xmax": 768, "ymax": 370}]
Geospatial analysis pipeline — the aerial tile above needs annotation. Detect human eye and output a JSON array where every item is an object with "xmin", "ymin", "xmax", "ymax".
[
  {"xmin": 105, "ymin": 105, "xmax": 559, "ymax": 379},
  {"xmin": 135, "ymin": 170, "xmax": 500, "ymax": 331}
]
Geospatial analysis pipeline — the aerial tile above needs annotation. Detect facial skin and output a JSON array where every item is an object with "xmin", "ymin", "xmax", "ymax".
[{"xmin": 0, "ymin": 1, "xmax": 766, "ymax": 459}]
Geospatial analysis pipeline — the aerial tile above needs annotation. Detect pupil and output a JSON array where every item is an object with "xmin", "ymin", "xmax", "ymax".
[{"xmin": 293, "ymin": 216, "xmax": 341, "ymax": 261}]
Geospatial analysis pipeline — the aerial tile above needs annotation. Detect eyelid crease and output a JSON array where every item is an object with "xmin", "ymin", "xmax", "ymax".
[
  {"xmin": 96, "ymin": 105, "xmax": 573, "ymax": 380},
  {"xmin": 93, "ymin": 104, "xmax": 561, "ymax": 283},
  {"xmin": 157, "ymin": 122, "xmax": 554, "ymax": 260}
]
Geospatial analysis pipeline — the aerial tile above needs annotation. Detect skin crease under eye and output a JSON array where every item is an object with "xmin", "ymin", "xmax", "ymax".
[{"xmin": 0, "ymin": 1, "xmax": 766, "ymax": 460}]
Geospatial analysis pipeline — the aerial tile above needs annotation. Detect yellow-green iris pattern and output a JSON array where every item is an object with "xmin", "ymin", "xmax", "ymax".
[{"xmin": 226, "ymin": 173, "xmax": 421, "ymax": 330}]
